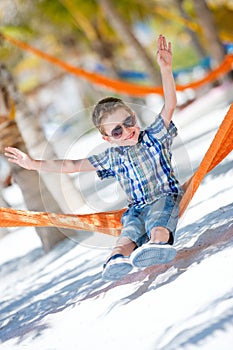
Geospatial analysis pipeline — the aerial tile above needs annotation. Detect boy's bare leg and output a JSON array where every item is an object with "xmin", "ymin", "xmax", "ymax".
[
  {"xmin": 150, "ymin": 226, "xmax": 170, "ymax": 243},
  {"xmin": 102, "ymin": 237, "xmax": 136, "ymax": 280},
  {"xmin": 108, "ymin": 227, "xmax": 170, "ymax": 261},
  {"xmin": 107, "ymin": 237, "xmax": 137, "ymax": 260}
]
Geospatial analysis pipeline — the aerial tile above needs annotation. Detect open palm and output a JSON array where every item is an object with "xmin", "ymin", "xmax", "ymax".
[
  {"xmin": 5, "ymin": 147, "xmax": 33, "ymax": 170},
  {"xmin": 156, "ymin": 35, "xmax": 172, "ymax": 69}
]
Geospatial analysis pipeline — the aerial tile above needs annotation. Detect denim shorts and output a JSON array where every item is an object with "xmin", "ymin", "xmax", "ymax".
[{"xmin": 120, "ymin": 194, "xmax": 181, "ymax": 247}]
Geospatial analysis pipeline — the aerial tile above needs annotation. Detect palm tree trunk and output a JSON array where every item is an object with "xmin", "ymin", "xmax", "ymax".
[
  {"xmin": 0, "ymin": 180, "xmax": 10, "ymax": 236},
  {"xmin": 60, "ymin": 0, "xmax": 120, "ymax": 79},
  {"xmin": 0, "ymin": 63, "xmax": 82, "ymax": 252},
  {"xmin": 0, "ymin": 116, "xmax": 67, "ymax": 251},
  {"xmin": 191, "ymin": 0, "xmax": 226, "ymax": 66},
  {"xmin": 11, "ymin": 163, "xmax": 70, "ymax": 251},
  {"xmin": 1, "ymin": 63, "xmax": 86, "ymax": 214},
  {"xmin": 176, "ymin": 0, "xmax": 206, "ymax": 60},
  {"xmin": 99, "ymin": 0, "xmax": 161, "ymax": 85},
  {"xmin": 11, "ymin": 163, "xmax": 68, "ymax": 251}
]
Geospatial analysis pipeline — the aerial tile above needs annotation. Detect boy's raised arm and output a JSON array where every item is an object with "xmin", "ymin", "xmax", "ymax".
[
  {"xmin": 156, "ymin": 35, "xmax": 177, "ymax": 128},
  {"xmin": 4, "ymin": 146, "xmax": 95, "ymax": 173}
]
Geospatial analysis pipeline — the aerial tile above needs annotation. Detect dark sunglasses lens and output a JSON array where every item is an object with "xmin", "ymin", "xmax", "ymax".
[
  {"xmin": 124, "ymin": 115, "xmax": 136, "ymax": 127},
  {"xmin": 111, "ymin": 125, "xmax": 123, "ymax": 139}
]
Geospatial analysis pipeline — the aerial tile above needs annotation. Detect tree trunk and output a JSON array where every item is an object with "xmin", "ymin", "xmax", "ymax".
[
  {"xmin": 191, "ymin": 0, "xmax": 226, "ymax": 66},
  {"xmin": 11, "ymin": 163, "xmax": 68, "ymax": 252},
  {"xmin": 0, "ymin": 64, "xmax": 82, "ymax": 252},
  {"xmin": 0, "ymin": 167, "xmax": 9, "ymax": 238},
  {"xmin": 0, "ymin": 116, "xmax": 67, "ymax": 251},
  {"xmin": 0, "ymin": 63, "xmax": 86, "ymax": 214},
  {"xmin": 60, "ymin": 0, "xmax": 120, "ymax": 79},
  {"xmin": 176, "ymin": 0, "xmax": 206, "ymax": 60},
  {"xmin": 99, "ymin": 0, "xmax": 161, "ymax": 85}
]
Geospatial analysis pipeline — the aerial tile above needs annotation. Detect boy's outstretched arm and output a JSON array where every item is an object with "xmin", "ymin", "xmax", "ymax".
[
  {"xmin": 4, "ymin": 147, "xmax": 95, "ymax": 173},
  {"xmin": 156, "ymin": 34, "xmax": 177, "ymax": 128}
]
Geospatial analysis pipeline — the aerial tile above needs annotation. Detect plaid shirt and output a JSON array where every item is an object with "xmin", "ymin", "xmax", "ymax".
[{"xmin": 88, "ymin": 115, "xmax": 182, "ymax": 208}]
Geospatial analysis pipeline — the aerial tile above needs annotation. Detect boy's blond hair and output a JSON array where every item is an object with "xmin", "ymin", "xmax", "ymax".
[{"xmin": 92, "ymin": 97, "xmax": 133, "ymax": 135}]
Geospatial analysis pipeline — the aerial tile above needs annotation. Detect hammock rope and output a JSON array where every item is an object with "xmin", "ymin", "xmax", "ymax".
[
  {"xmin": 1, "ymin": 103, "xmax": 232, "ymax": 235},
  {"xmin": 178, "ymin": 102, "xmax": 233, "ymax": 217},
  {"xmin": 2, "ymin": 33, "xmax": 233, "ymax": 96}
]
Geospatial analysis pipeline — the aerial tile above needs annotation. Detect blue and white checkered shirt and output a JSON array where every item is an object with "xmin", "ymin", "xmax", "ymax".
[{"xmin": 88, "ymin": 115, "xmax": 183, "ymax": 208}]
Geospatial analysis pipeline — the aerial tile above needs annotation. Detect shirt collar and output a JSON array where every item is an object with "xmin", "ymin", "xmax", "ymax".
[{"xmin": 115, "ymin": 130, "xmax": 145, "ymax": 154}]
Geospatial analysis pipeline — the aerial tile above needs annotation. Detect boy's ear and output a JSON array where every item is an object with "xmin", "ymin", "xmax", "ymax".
[{"xmin": 102, "ymin": 135, "xmax": 112, "ymax": 143}]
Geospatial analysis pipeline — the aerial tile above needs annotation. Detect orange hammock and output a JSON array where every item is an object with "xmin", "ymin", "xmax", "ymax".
[
  {"xmin": 0, "ymin": 103, "xmax": 232, "ymax": 235},
  {"xmin": 2, "ymin": 33, "xmax": 233, "ymax": 96}
]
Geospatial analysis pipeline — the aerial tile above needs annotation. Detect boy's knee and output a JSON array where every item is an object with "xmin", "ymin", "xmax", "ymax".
[
  {"xmin": 116, "ymin": 236, "xmax": 135, "ymax": 247},
  {"xmin": 150, "ymin": 226, "xmax": 169, "ymax": 236},
  {"xmin": 110, "ymin": 237, "xmax": 137, "ymax": 257},
  {"xmin": 150, "ymin": 226, "xmax": 173, "ymax": 244}
]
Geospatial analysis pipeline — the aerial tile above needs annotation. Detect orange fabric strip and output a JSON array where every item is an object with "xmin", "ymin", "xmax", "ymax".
[
  {"xmin": 0, "ymin": 206, "xmax": 124, "ymax": 236},
  {"xmin": 179, "ymin": 103, "xmax": 233, "ymax": 216},
  {"xmin": 2, "ymin": 33, "xmax": 233, "ymax": 96}
]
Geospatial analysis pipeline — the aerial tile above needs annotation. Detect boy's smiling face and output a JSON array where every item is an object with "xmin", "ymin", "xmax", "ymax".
[{"xmin": 101, "ymin": 108, "xmax": 140, "ymax": 146}]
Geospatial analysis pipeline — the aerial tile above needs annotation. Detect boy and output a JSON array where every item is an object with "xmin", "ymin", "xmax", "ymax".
[{"xmin": 5, "ymin": 35, "xmax": 183, "ymax": 281}]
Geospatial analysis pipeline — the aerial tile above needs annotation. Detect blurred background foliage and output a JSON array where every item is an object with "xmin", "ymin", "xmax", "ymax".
[{"xmin": 1, "ymin": 0, "xmax": 232, "ymax": 90}]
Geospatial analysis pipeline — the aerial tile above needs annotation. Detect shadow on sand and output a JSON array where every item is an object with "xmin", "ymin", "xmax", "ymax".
[
  {"xmin": 0, "ymin": 202, "xmax": 232, "ymax": 345},
  {"xmin": 81, "ymin": 202, "xmax": 233, "ymax": 303}
]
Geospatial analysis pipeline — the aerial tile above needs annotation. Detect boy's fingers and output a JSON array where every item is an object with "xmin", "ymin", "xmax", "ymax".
[
  {"xmin": 162, "ymin": 36, "xmax": 166, "ymax": 49},
  {"xmin": 4, "ymin": 152, "xmax": 13, "ymax": 157},
  {"xmin": 168, "ymin": 42, "xmax": 172, "ymax": 53},
  {"xmin": 157, "ymin": 36, "xmax": 161, "ymax": 50},
  {"xmin": 5, "ymin": 146, "xmax": 15, "ymax": 151},
  {"xmin": 158, "ymin": 34, "xmax": 164, "ymax": 46},
  {"xmin": 5, "ymin": 154, "xmax": 16, "ymax": 160}
]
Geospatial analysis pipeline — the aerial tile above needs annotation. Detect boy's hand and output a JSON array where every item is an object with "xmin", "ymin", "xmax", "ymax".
[
  {"xmin": 4, "ymin": 147, "xmax": 34, "ymax": 170},
  {"xmin": 156, "ymin": 34, "xmax": 172, "ymax": 70}
]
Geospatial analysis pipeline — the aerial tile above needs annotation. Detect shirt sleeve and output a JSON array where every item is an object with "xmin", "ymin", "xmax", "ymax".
[
  {"xmin": 88, "ymin": 149, "xmax": 116, "ymax": 180},
  {"xmin": 147, "ymin": 114, "xmax": 178, "ymax": 144}
]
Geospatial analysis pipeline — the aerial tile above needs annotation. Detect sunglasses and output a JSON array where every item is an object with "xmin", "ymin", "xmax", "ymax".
[{"xmin": 105, "ymin": 114, "xmax": 136, "ymax": 139}]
